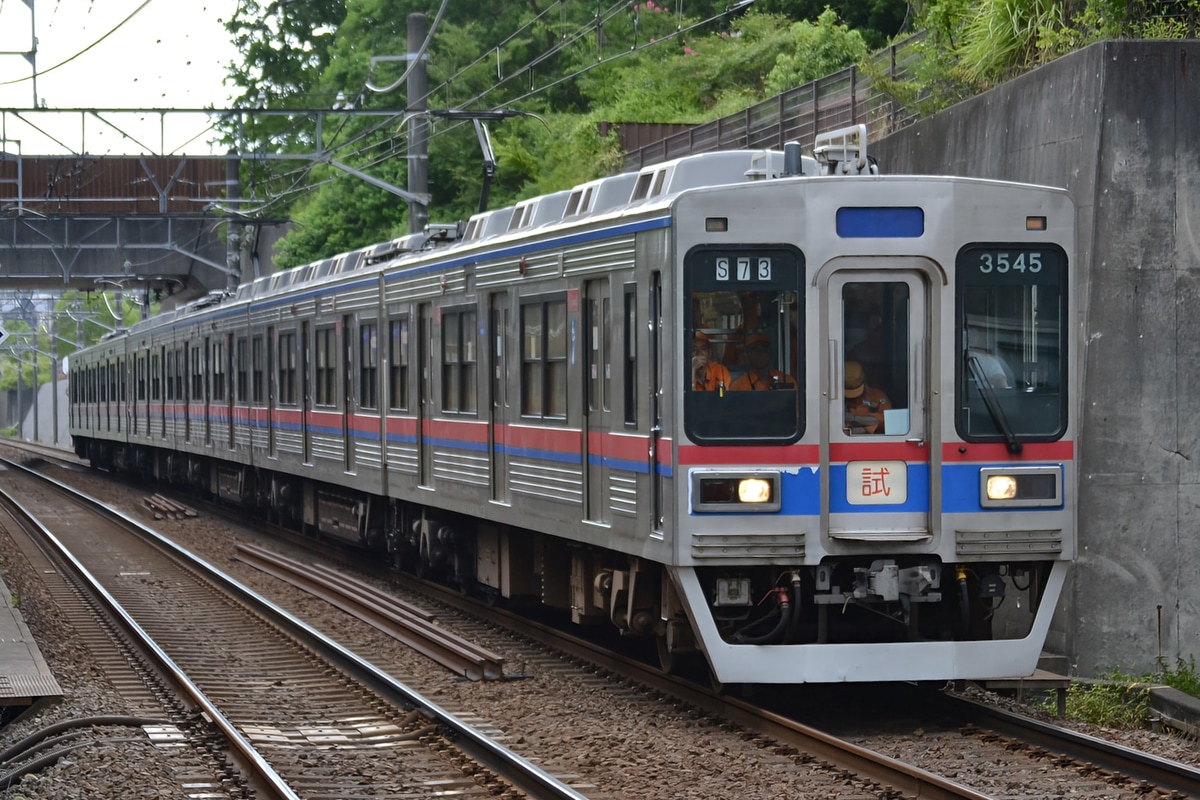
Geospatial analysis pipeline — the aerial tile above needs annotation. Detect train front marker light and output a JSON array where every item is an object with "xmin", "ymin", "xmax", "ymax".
[{"xmin": 691, "ymin": 471, "xmax": 781, "ymax": 512}]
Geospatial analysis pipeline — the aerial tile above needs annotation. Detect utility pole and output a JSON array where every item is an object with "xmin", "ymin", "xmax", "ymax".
[{"xmin": 407, "ymin": 13, "xmax": 429, "ymax": 234}]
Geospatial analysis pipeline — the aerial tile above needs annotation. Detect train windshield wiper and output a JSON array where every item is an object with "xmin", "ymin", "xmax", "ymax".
[{"xmin": 968, "ymin": 355, "xmax": 1022, "ymax": 454}]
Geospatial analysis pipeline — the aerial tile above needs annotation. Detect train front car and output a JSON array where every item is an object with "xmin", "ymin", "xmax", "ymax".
[{"xmin": 669, "ymin": 162, "xmax": 1076, "ymax": 684}]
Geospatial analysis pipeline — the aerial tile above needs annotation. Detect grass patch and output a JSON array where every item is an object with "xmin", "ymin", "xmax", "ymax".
[
  {"xmin": 1149, "ymin": 656, "xmax": 1200, "ymax": 697},
  {"xmin": 1042, "ymin": 657, "xmax": 1200, "ymax": 728}
]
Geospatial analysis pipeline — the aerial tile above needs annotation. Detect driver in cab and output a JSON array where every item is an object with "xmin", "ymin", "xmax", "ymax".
[{"xmin": 844, "ymin": 360, "xmax": 891, "ymax": 434}]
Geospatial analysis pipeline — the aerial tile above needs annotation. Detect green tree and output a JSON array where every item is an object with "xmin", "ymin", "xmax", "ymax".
[
  {"xmin": 765, "ymin": 9, "xmax": 870, "ymax": 95},
  {"xmin": 754, "ymin": 0, "xmax": 912, "ymax": 49}
]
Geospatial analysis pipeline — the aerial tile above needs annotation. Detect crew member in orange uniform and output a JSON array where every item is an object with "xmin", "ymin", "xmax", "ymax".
[
  {"xmin": 843, "ymin": 360, "xmax": 891, "ymax": 433},
  {"xmin": 730, "ymin": 334, "xmax": 795, "ymax": 390},
  {"xmin": 692, "ymin": 332, "xmax": 732, "ymax": 394}
]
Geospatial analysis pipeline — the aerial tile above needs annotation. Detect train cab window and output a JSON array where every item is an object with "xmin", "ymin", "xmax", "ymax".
[
  {"xmin": 388, "ymin": 318, "xmax": 409, "ymax": 411},
  {"xmin": 843, "ymin": 281, "xmax": 910, "ymax": 436},
  {"xmin": 956, "ymin": 244, "xmax": 1068, "ymax": 441},
  {"xmin": 684, "ymin": 246, "xmax": 804, "ymax": 443},
  {"xmin": 521, "ymin": 297, "xmax": 568, "ymax": 419}
]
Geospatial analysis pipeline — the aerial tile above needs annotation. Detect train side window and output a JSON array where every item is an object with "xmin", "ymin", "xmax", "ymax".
[
  {"xmin": 189, "ymin": 347, "xmax": 201, "ymax": 402},
  {"xmin": 521, "ymin": 296, "xmax": 568, "ymax": 419},
  {"xmin": 359, "ymin": 322, "xmax": 378, "ymax": 410},
  {"xmin": 314, "ymin": 326, "xmax": 337, "ymax": 407},
  {"xmin": 388, "ymin": 317, "xmax": 409, "ymax": 411},
  {"xmin": 211, "ymin": 341, "xmax": 225, "ymax": 401},
  {"xmin": 277, "ymin": 331, "xmax": 297, "ymax": 405},
  {"xmin": 152, "ymin": 352, "xmax": 162, "ymax": 401},
  {"xmin": 251, "ymin": 336, "xmax": 265, "ymax": 404},
  {"xmin": 441, "ymin": 308, "xmax": 477, "ymax": 414},
  {"xmin": 234, "ymin": 337, "xmax": 248, "ymax": 402},
  {"xmin": 623, "ymin": 284, "xmax": 637, "ymax": 426}
]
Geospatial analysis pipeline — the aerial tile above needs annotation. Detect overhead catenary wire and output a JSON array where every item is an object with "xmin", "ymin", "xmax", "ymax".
[
  {"xmin": 0, "ymin": 0, "xmax": 156, "ymax": 86},
  {"xmin": 236, "ymin": 0, "xmax": 751, "ymax": 218}
]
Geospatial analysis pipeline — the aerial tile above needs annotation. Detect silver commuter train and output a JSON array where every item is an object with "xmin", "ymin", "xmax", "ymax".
[{"xmin": 69, "ymin": 125, "xmax": 1077, "ymax": 684}]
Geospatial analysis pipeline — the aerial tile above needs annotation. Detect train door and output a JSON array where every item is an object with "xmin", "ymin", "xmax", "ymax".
[
  {"xmin": 823, "ymin": 265, "xmax": 933, "ymax": 540},
  {"xmin": 226, "ymin": 335, "xmax": 236, "ymax": 450},
  {"xmin": 267, "ymin": 326, "xmax": 277, "ymax": 456},
  {"xmin": 343, "ymin": 314, "xmax": 354, "ymax": 473},
  {"xmin": 649, "ymin": 272, "xmax": 664, "ymax": 536},
  {"xmin": 583, "ymin": 278, "xmax": 611, "ymax": 525},
  {"xmin": 489, "ymin": 292, "xmax": 510, "ymax": 504},
  {"xmin": 202, "ymin": 338, "xmax": 212, "ymax": 445},
  {"xmin": 183, "ymin": 345, "xmax": 191, "ymax": 442},
  {"xmin": 158, "ymin": 346, "xmax": 167, "ymax": 438},
  {"xmin": 417, "ymin": 303, "xmax": 433, "ymax": 487},
  {"xmin": 301, "ymin": 321, "xmax": 312, "ymax": 463}
]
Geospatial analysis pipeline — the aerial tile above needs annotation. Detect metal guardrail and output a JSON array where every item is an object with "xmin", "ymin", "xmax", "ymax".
[{"xmin": 622, "ymin": 31, "xmax": 927, "ymax": 170}]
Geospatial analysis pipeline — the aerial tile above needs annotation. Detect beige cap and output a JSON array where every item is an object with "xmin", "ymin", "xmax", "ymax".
[{"xmin": 845, "ymin": 360, "xmax": 866, "ymax": 398}]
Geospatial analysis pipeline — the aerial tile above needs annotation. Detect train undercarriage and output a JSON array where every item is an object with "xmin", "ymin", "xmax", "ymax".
[{"xmin": 77, "ymin": 438, "xmax": 1055, "ymax": 681}]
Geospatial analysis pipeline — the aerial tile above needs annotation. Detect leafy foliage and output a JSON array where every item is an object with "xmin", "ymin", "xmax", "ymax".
[
  {"xmin": 955, "ymin": 0, "xmax": 1065, "ymax": 83},
  {"xmin": 216, "ymin": 0, "xmax": 1198, "ymax": 267},
  {"xmin": 765, "ymin": 9, "xmax": 870, "ymax": 96}
]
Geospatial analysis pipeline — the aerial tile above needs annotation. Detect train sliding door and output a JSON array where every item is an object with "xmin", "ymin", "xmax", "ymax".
[
  {"xmin": 489, "ymin": 292, "xmax": 510, "ymax": 504},
  {"xmin": 418, "ymin": 303, "xmax": 433, "ymax": 487},
  {"xmin": 583, "ymin": 278, "xmax": 610, "ymax": 525},
  {"xmin": 822, "ymin": 264, "xmax": 935, "ymax": 541}
]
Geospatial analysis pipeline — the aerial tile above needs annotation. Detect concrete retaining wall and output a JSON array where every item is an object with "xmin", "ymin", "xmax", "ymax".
[{"xmin": 872, "ymin": 40, "xmax": 1200, "ymax": 677}]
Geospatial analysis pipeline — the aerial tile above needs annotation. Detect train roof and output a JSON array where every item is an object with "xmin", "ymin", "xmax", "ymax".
[{"xmin": 112, "ymin": 129, "xmax": 865, "ymax": 326}]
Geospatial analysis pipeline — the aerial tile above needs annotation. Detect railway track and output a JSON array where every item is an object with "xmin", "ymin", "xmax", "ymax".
[
  {"xmin": 3, "ymin": 442, "xmax": 1200, "ymax": 798},
  {"xmin": 0, "ymin": 455, "xmax": 590, "ymax": 800}
]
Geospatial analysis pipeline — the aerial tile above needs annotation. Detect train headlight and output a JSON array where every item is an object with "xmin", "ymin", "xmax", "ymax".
[
  {"xmin": 691, "ymin": 471, "xmax": 781, "ymax": 513},
  {"xmin": 985, "ymin": 475, "xmax": 1018, "ymax": 500},
  {"xmin": 738, "ymin": 478, "xmax": 772, "ymax": 503},
  {"xmin": 979, "ymin": 466, "xmax": 1062, "ymax": 508}
]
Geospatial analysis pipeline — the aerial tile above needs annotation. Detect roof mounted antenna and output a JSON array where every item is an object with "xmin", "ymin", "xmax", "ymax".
[
  {"xmin": 813, "ymin": 123, "xmax": 878, "ymax": 176},
  {"xmin": 400, "ymin": 108, "xmax": 549, "ymax": 214}
]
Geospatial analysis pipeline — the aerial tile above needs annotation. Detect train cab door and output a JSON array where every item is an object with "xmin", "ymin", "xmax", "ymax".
[
  {"xmin": 488, "ymin": 292, "xmax": 511, "ymax": 504},
  {"xmin": 583, "ymin": 279, "xmax": 611, "ymax": 525},
  {"xmin": 822, "ymin": 265, "xmax": 935, "ymax": 541}
]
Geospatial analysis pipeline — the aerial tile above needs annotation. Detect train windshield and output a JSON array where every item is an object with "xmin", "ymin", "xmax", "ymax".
[
  {"xmin": 684, "ymin": 246, "xmax": 804, "ymax": 443},
  {"xmin": 956, "ymin": 244, "xmax": 1068, "ymax": 441}
]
